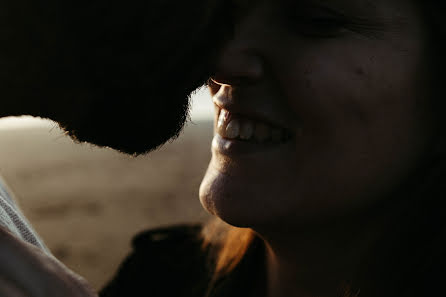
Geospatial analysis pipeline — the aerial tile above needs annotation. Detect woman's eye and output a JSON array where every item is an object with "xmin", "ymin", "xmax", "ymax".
[
  {"xmin": 279, "ymin": 4, "xmax": 353, "ymax": 38},
  {"xmin": 293, "ymin": 17, "xmax": 349, "ymax": 38}
]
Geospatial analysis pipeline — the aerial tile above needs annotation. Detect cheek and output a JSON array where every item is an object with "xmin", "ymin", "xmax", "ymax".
[
  {"xmin": 278, "ymin": 41, "xmax": 426, "ymax": 147},
  {"xmin": 270, "ymin": 42, "xmax": 431, "ymax": 208}
]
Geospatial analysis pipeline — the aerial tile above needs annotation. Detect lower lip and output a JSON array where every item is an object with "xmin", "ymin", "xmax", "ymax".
[{"xmin": 212, "ymin": 134, "xmax": 292, "ymax": 156}]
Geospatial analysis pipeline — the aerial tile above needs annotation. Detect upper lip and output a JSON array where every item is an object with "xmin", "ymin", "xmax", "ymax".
[{"xmin": 212, "ymin": 86, "xmax": 294, "ymax": 131}]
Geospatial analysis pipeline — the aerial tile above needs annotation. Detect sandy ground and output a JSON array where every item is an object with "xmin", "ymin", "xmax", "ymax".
[{"xmin": 0, "ymin": 119, "xmax": 214, "ymax": 291}]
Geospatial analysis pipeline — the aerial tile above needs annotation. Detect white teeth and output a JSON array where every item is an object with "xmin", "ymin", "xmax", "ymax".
[
  {"xmin": 225, "ymin": 119, "xmax": 240, "ymax": 139},
  {"xmin": 217, "ymin": 110, "xmax": 228, "ymax": 129},
  {"xmin": 254, "ymin": 123, "xmax": 271, "ymax": 142},
  {"xmin": 239, "ymin": 121, "xmax": 254, "ymax": 140},
  {"xmin": 216, "ymin": 109, "xmax": 291, "ymax": 144}
]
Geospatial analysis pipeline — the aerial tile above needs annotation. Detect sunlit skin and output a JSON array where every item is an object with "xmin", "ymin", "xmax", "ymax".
[{"xmin": 199, "ymin": 0, "xmax": 435, "ymax": 296}]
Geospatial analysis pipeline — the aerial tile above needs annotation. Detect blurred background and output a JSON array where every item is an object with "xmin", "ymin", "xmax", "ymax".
[{"xmin": 0, "ymin": 87, "xmax": 215, "ymax": 290}]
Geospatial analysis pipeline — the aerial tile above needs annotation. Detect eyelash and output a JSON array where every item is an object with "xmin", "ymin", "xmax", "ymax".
[
  {"xmin": 278, "ymin": 3, "xmax": 354, "ymax": 39},
  {"xmin": 292, "ymin": 17, "xmax": 350, "ymax": 38}
]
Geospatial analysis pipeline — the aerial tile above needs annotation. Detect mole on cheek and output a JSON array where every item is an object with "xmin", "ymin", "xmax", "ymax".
[{"xmin": 355, "ymin": 66, "xmax": 366, "ymax": 76}]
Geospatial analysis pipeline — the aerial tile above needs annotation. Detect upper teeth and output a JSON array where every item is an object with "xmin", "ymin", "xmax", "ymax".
[{"xmin": 217, "ymin": 109, "xmax": 290, "ymax": 144}]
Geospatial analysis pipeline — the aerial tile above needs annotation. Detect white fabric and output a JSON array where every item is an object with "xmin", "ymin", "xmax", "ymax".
[{"xmin": 0, "ymin": 177, "xmax": 50, "ymax": 253}]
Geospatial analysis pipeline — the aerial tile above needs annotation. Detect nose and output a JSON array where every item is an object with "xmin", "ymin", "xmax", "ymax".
[
  {"xmin": 211, "ymin": 11, "xmax": 266, "ymax": 88},
  {"xmin": 212, "ymin": 45, "xmax": 264, "ymax": 87}
]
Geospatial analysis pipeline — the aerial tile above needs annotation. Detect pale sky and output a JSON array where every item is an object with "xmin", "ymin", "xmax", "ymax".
[
  {"xmin": 0, "ymin": 87, "xmax": 214, "ymax": 130},
  {"xmin": 189, "ymin": 86, "xmax": 214, "ymax": 121}
]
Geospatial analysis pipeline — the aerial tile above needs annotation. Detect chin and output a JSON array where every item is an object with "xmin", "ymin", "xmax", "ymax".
[
  {"xmin": 199, "ymin": 156, "xmax": 357, "ymax": 229},
  {"xmin": 199, "ymin": 158, "xmax": 288, "ymax": 228}
]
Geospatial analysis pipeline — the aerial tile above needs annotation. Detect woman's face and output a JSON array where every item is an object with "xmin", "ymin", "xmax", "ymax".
[{"xmin": 199, "ymin": 0, "xmax": 434, "ymax": 227}]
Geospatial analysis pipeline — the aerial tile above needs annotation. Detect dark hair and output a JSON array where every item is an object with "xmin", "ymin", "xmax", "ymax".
[
  {"xmin": 1, "ymin": 0, "xmax": 233, "ymax": 155},
  {"xmin": 200, "ymin": 2, "xmax": 446, "ymax": 296}
]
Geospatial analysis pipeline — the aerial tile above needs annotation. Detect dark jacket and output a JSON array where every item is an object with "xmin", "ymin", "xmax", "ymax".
[{"xmin": 100, "ymin": 224, "xmax": 266, "ymax": 297}]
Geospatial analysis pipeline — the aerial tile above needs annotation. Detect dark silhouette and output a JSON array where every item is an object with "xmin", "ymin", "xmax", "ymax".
[{"xmin": 0, "ymin": 0, "xmax": 233, "ymax": 154}]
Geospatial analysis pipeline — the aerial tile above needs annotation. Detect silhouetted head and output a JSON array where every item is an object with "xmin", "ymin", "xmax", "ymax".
[{"xmin": 0, "ymin": 0, "xmax": 232, "ymax": 155}]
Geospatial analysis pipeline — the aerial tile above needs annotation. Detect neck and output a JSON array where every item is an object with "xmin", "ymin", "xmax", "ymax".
[{"xmin": 256, "ymin": 205, "xmax": 396, "ymax": 297}]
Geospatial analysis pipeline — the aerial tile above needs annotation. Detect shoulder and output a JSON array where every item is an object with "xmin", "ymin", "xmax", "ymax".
[
  {"xmin": 0, "ymin": 177, "xmax": 16, "ymax": 206},
  {"xmin": 0, "ymin": 178, "xmax": 49, "ymax": 252},
  {"xmin": 100, "ymin": 224, "xmax": 212, "ymax": 297}
]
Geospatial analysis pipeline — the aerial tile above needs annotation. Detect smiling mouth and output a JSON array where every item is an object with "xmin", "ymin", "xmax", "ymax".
[{"xmin": 216, "ymin": 109, "xmax": 293, "ymax": 144}]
